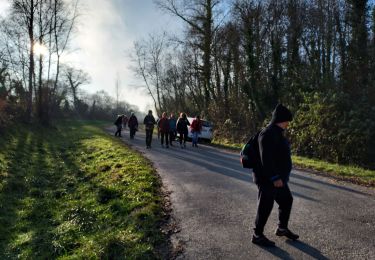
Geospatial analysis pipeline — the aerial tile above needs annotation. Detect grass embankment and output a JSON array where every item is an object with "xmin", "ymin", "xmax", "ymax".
[
  {"xmin": 0, "ymin": 121, "xmax": 167, "ymax": 259},
  {"xmin": 212, "ymin": 139, "xmax": 375, "ymax": 187}
]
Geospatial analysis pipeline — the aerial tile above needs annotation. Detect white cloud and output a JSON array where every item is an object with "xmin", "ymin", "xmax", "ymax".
[
  {"xmin": 0, "ymin": 0, "xmax": 11, "ymax": 17},
  {"xmin": 62, "ymin": 0, "xmax": 141, "ymax": 108},
  {"xmin": 62, "ymin": 0, "xmax": 183, "ymax": 113}
]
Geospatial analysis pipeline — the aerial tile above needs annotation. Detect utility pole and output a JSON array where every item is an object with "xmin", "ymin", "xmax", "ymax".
[{"xmin": 115, "ymin": 72, "xmax": 121, "ymax": 113}]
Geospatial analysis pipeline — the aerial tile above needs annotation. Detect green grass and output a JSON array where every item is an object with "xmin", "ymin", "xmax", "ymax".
[
  {"xmin": 292, "ymin": 156, "xmax": 375, "ymax": 187},
  {"xmin": 212, "ymin": 139, "xmax": 375, "ymax": 187},
  {"xmin": 211, "ymin": 138, "xmax": 243, "ymax": 150},
  {"xmin": 0, "ymin": 120, "xmax": 167, "ymax": 259}
]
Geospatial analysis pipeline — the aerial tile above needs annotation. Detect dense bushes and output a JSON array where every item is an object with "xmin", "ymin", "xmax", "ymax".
[
  {"xmin": 0, "ymin": 88, "xmax": 27, "ymax": 129},
  {"xmin": 289, "ymin": 92, "xmax": 375, "ymax": 170},
  {"xmin": 208, "ymin": 97, "xmax": 260, "ymax": 143}
]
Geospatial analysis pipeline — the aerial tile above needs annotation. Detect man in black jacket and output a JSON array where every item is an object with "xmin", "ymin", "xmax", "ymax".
[
  {"xmin": 252, "ymin": 104, "xmax": 299, "ymax": 247},
  {"xmin": 114, "ymin": 114, "xmax": 124, "ymax": 137},
  {"xmin": 143, "ymin": 110, "xmax": 156, "ymax": 149}
]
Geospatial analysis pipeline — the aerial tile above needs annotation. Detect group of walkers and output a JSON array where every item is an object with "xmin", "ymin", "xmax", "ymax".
[
  {"xmin": 114, "ymin": 110, "xmax": 203, "ymax": 149},
  {"xmin": 144, "ymin": 110, "xmax": 202, "ymax": 149},
  {"xmin": 115, "ymin": 104, "xmax": 299, "ymax": 248},
  {"xmin": 114, "ymin": 112, "xmax": 138, "ymax": 139}
]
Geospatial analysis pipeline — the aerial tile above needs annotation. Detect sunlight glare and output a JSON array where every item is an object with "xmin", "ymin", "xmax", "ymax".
[{"xmin": 33, "ymin": 42, "xmax": 49, "ymax": 56}]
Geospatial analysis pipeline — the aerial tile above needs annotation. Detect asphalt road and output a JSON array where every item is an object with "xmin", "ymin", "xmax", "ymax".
[{"xmin": 112, "ymin": 128, "xmax": 375, "ymax": 260}]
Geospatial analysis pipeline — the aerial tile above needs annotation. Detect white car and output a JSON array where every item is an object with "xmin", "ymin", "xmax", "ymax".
[{"xmin": 187, "ymin": 117, "xmax": 213, "ymax": 142}]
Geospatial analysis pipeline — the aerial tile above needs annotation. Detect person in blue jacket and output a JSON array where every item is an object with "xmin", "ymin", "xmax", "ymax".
[
  {"xmin": 252, "ymin": 104, "xmax": 299, "ymax": 247},
  {"xmin": 168, "ymin": 113, "xmax": 177, "ymax": 146}
]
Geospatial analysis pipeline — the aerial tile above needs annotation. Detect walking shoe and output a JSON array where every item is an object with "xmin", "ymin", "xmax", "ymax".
[
  {"xmin": 251, "ymin": 234, "xmax": 275, "ymax": 247},
  {"xmin": 166, "ymin": 145, "xmax": 169, "ymax": 148},
  {"xmin": 275, "ymin": 228, "xmax": 299, "ymax": 240}
]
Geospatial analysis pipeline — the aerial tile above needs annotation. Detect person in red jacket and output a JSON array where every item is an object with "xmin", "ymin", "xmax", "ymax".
[
  {"xmin": 158, "ymin": 112, "xmax": 170, "ymax": 148},
  {"xmin": 190, "ymin": 115, "xmax": 202, "ymax": 147}
]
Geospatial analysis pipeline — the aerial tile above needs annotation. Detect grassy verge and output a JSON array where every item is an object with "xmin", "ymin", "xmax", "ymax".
[
  {"xmin": 212, "ymin": 139, "xmax": 375, "ymax": 187},
  {"xmin": 0, "ymin": 120, "xmax": 167, "ymax": 259}
]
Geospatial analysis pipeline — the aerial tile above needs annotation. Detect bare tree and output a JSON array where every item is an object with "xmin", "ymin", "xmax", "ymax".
[
  {"xmin": 133, "ymin": 33, "xmax": 167, "ymax": 114},
  {"xmin": 64, "ymin": 66, "xmax": 90, "ymax": 111},
  {"xmin": 52, "ymin": 0, "xmax": 79, "ymax": 93},
  {"xmin": 10, "ymin": 0, "xmax": 39, "ymax": 122},
  {"xmin": 155, "ymin": 0, "xmax": 224, "ymax": 112}
]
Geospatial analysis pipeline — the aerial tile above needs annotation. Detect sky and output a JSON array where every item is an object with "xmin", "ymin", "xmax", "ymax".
[{"xmin": 0, "ymin": 0, "xmax": 183, "ymax": 112}]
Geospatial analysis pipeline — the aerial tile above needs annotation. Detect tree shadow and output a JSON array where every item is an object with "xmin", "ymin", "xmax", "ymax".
[
  {"xmin": 139, "ymin": 137, "xmax": 369, "ymax": 201},
  {"xmin": 0, "ymin": 126, "xmax": 86, "ymax": 257},
  {"xmin": 286, "ymin": 240, "xmax": 329, "ymax": 260},
  {"xmin": 157, "ymin": 147, "xmax": 318, "ymax": 201},
  {"xmin": 183, "ymin": 143, "xmax": 368, "ymax": 197},
  {"xmin": 291, "ymin": 173, "xmax": 369, "ymax": 196},
  {"xmin": 288, "ymin": 181, "xmax": 318, "ymax": 191},
  {"xmin": 0, "ymin": 132, "xmax": 32, "ymax": 256},
  {"xmin": 25, "ymin": 133, "xmax": 60, "ymax": 257}
]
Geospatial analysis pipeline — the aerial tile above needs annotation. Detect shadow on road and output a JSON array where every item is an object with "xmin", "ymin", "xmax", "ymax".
[
  {"xmin": 292, "ymin": 173, "xmax": 369, "ymax": 197},
  {"xmin": 118, "ymin": 131, "xmax": 368, "ymax": 201},
  {"xmin": 289, "ymin": 180, "xmax": 318, "ymax": 191},
  {"xmin": 255, "ymin": 244, "xmax": 294, "ymax": 260},
  {"xmin": 156, "ymin": 146, "xmax": 320, "ymax": 202},
  {"xmin": 286, "ymin": 240, "xmax": 329, "ymax": 260}
]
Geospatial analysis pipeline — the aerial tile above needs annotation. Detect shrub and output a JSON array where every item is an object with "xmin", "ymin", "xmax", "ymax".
[{"xmin": 289, "ymin": 91, "xmax": 375, "ymax": 169}]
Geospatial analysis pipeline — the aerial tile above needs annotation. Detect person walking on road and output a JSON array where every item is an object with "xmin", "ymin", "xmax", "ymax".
[
  {"xmin": 114, "ymin": 114, "xmax": 124, "ymax": 137},
  {"xmin": 158, "ymin": 112, "xmax": 170, "ymax": 148},
  {"xmin": 176, "ymin": 112, "xmax": 190, "ymax": 149},
  {"xmin": 168, "ymin": 113, "xmax": 177, "ymax": 146},
  {"xmin": 190, "ymin": 115, "xmax": 202, "ymax": 147},
  {"xmin": 128, "ymin": 112, "xmax": 138, "ymax": 139},
  {"xmin": 252, "ymin": 104, "xmax": 299, "ymax": 247},
  {"xmin": 143, "ymin": 110, "xmax": 156, "ymax": 149},
  {"xmin": 156, "ymin": 116, "xmax": 161, "ymax": 140}
]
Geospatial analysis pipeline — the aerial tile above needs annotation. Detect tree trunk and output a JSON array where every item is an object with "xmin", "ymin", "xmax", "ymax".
[{"xmin": 26, "ymin": 0, "xmax": 35, "ymax": 123}]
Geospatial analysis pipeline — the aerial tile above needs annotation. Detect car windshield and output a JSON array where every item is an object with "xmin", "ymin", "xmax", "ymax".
[{"xmin": 202, "ymin": 121, "xmax": 212, "ymax": 127}]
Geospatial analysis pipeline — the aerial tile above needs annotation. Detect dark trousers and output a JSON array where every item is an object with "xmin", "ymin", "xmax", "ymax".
[
  {"xmin": 169, "ymin": 130, "xmax": 176, "ymax": 144},
  {"xmin": 146, "ymin": 128, "xmax": 154, "ymax": 146},
  {"xmin": 254, "ymin": 183, "xmax": 293, "ymax": 235},
  {"xmin": 115, "ymin": 125, "xmax": 122, "ymax": 136},
  {"xmin": 179, "ymin": 132, "xmax": 188, "ymax": 144},
  {"xmin": 160, "ymin": 132, "xmax": 169, "ymax": 146},
  {"xmin": 130, "ymin": 127, "xmax": 136, "ymax": 139}
]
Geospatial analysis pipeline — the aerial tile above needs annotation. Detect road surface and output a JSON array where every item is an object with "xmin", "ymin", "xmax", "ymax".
[{"xmin": 111, "ymin": 128, "xmax": 375, "ymax": 259}]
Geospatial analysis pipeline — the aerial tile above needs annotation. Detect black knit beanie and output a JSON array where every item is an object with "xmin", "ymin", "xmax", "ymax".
[{"xmin": 270, "ymin": 104, "xmax": 293, "ymax": 124}]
